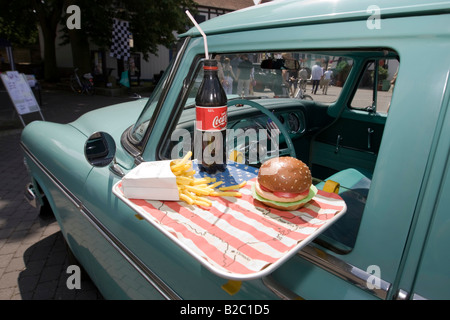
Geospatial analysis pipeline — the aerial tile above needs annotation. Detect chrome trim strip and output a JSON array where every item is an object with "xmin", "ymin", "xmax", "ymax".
[
  {"xmin": 412, "ymin": 293, "xmax": 427, "ymax": 300},
  {"xmin": 395, "ymin": 288, "xmax": 409, "ymax": 300},
  {"xmin": 297, "ymin": 244, "xmax": 391, "ymax": 299},
  {"xmin": 21, "ymin": 142, "xmax": 181, "ymax": 300}
]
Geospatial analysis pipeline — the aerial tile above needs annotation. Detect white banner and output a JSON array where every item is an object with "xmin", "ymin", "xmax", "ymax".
[{"xmin": 1, "ymin": 71, "xmax": 40, "ymax": 115}]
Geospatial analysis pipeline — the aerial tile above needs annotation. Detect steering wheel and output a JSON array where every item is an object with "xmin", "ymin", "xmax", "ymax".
[{"xmin": 227, "ymin": 99, "xmax": 296, "ymax": 163}]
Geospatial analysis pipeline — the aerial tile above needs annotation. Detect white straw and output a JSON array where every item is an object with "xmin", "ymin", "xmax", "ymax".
[{"xmin": 185, "ymin": 10, "xmax": 209, "ymax": 59}]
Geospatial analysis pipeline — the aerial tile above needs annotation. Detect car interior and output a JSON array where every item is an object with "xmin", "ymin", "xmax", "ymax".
[{"xmin": 157, "ymin": 49, "xmax": 399, "ymax": 255}]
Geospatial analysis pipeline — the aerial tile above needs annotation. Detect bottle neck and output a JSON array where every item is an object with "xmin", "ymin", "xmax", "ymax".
[
  {"xmin": 203, "ymin": 66, "xmax": 218, "ymax": 71},
  {"xmin": 202, "ymin": 59, "xmax": 218, "ymax": 74}
]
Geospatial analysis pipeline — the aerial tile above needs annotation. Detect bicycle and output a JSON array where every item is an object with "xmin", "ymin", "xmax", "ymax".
[
  {"xmin": 293, "ymin": 79, "xmax": 313, "ymax": 100},
  {"xmin": 70, "ymin": 68, "xmax": 95, "ymax": 95}
]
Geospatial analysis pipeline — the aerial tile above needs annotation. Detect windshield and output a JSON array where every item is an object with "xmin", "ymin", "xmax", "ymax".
[
  {"xmin": 130, "ymin": 49, "xmax": 355, "ymax": 151},
  {"xmin": 184, "ymin": 51, "xmax": 354, "ymax": 108}
]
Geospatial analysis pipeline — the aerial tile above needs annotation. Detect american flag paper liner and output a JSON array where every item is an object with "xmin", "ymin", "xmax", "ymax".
[{"xmin": 112, "ymin": 161, "xmax": 347, "ymax": 280}]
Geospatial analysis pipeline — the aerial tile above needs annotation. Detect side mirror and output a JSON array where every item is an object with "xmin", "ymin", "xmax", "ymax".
[{"xmin": 84, "ymin": 132, "xmax": 116, "ymax": 167}]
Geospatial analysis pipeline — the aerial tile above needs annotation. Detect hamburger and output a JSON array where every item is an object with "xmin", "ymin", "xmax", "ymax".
[{"xmin": 253, "ymin": 157, "xmax": 316, "ymax": 210}]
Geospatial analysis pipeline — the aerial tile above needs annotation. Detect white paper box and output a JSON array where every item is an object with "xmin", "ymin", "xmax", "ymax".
[{"xmin": 121, "ymin": 160, "xmax": 179, "ymax": 201}]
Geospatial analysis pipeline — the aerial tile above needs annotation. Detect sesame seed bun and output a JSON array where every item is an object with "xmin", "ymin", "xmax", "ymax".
[{"xmin": 258, "ymin": 157, "xmax": 312, "ymax": 193}]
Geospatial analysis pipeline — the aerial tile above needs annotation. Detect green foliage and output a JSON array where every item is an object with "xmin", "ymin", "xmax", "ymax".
[
  {"xmin": 0, "ymin": 1, "xmax": 39, "ymax": 45},
  {"xmin": 0, "ymin": 0, "xmax": 197, "ymax": 80},
  {"xmin": 60, "ymin": 0, "xmax": 197, "ymax": 60},
  {"xmin": 378, "ymin": 65, "xmax": 388, "ymax": 81}
]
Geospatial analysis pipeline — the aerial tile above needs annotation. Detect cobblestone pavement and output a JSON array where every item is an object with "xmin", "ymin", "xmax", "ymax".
[{"xmin": 0, "ymin": 86, "xmax": 149, "ymax": 300}]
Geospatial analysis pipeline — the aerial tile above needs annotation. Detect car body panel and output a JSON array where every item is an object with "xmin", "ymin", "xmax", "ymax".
[{"xmin": 182, "ymin": 0, "xmax": 450, "ymax": 37}]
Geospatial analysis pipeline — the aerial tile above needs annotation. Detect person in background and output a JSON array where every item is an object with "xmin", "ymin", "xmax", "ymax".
[
  {"xmin": 236, "ymin": 54, "xmax": 253, "ymax": 97},
  {"xmin": 222, "ymin": 57, "xmax": 236, "ymax": 94},
  {"xmin": 311, "ymin": 61, "xmax": 323, "ymax": 94},
  {"xmin": 298, "ymin": 66, "xmax": 308, "ymax": 91},
  {"xmin": 213, "ymin": 54, "xmax": 224, "ymax": 83},
  {"xmin": 322, "ymin": 67, "xmax": 333, "ymax": 94},
  {"xmin": 230, "ymin": 54, "xmax": 242, "ymax": 94}
]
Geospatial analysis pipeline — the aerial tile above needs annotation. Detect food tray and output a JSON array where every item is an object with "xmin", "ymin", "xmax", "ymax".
[{"xmin": 112, "ymin": 162, "xmax": 347, "ymax": 280}]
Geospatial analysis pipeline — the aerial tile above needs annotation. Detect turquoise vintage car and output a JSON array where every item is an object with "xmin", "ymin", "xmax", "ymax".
[{"xmin": 21, "ymin": 0, "xmax": 450, "ymax": 300}]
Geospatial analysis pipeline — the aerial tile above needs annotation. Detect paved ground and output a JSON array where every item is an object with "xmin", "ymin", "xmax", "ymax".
[{"xmin": 0, "ymin": 85, "xmax": 149, "ymax": 300}]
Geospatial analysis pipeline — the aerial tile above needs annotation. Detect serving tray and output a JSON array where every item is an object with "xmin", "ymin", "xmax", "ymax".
[{"xmin": 113, "ymin": 162, "xmax": 346, "ymax": 280}]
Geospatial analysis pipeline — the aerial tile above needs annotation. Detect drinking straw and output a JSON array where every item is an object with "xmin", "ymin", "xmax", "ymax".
[{"xmin": 185, "ymin": 10, "xmax": 209, "ymax": 59}]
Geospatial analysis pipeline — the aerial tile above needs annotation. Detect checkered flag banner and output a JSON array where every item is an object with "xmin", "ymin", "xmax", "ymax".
[{"xmin": 110, "ymin": 18, "xmax": 131, "ymax": 60}]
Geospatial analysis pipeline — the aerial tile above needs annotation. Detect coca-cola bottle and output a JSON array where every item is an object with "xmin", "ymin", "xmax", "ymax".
[{"xmin": 195, "ymin": 59, "xmax": 228, "ymax": 174}]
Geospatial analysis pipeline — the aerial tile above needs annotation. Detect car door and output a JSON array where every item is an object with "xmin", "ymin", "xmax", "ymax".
[
  {"xmin": 392, "ymin": 81, "xmax": 450, "ymax": 300},
  {"xmin": 267, "ymin": 47, "xmax": 448, "ymax": 299}
]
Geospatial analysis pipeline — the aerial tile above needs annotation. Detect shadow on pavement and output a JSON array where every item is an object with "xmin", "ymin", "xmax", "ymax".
[{"xmin": 18, "ymin": 220, "xmax": 103, "ymax": 300}]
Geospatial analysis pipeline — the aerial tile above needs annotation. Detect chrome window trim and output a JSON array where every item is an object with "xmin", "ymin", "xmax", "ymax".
[{"xmin": 21, "ymin": 142, "xmax": 181, "ymax": 300}]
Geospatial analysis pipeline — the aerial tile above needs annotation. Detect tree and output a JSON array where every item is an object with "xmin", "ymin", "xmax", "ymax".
[
  {"xmin": 0, "ymin": 0, "xmax": 63, "ymax": 81},
  {"xmin": 1, "ymin": 0, "xmax": 197, "ymax": 81},
  {"xmin": 0, "ymin": 2, "xmax": 38, "ymax": 46},
  {"xmin": 60, "ymin": 0, "xmax": 197, "ymax": 77},
  {"xmin": 61, "ymin": 0, "xmax": 116, "ymax": 76},
  {"xmin": 32, "ymin": 0, "xmax": 65, "ymax": 81},
  {"xmin": 117, "ymin": 0, "xmax": 197, "ymax": 60}
]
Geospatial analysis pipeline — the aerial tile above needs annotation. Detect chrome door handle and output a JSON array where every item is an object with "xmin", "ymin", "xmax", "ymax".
[
  {"xmin": 335, "ymin": 134, "xmax": 343, "ymax": 153},
  {"xmin": 368, "ymin": 128, "xmax": 374, "ymax": 149}
]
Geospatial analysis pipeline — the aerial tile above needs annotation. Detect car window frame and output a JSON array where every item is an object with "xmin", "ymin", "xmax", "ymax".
[
  {"xmin": 156, "ymin": 53, "xmax": 205, "ymax": 161},
  {"xmin": 348, "ymin": 56, "xmax": 399, "ymax": 114},
  {"xmin": 123, "ymin": 37, "xmax": 190, "ymax": 158}
]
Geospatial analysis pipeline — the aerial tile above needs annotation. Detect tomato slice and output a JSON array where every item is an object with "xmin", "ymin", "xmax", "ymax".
[{"xmin": 259, "ymin": 183, "xmax": 309, "ymax": 198}]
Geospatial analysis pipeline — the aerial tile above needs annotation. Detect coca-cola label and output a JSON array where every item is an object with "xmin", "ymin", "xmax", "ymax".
[{"xmin": 196, "ymin": 105, "xmax": 227, "ymax": 131}]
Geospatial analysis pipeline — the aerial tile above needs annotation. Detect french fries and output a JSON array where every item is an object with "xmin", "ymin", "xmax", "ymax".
[
  {"xmin": 219, "ymin": 181, "xmax": 247, "ymax": 191},
  {"xmin": 170, "ymin": 152, "xmax": 246, "ymax": 207}
]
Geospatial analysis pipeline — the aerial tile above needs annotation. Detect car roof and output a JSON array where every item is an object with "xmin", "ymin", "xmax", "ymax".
[{"xmin": 182, "ymin": 0, "xmax": 450, "ymax": 37}]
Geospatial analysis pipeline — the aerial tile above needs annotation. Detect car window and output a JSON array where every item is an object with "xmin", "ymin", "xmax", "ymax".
[
  {"xmin": 351, "ymin": 58, "xmax": 399, "ymax": 114},
  {"xmin": 313, "ymin": 54, "xmax": 399, "ymax": 254},
  {"xmin": 159, "ymin": 50, "xmax": 354, "ymax": 161}
]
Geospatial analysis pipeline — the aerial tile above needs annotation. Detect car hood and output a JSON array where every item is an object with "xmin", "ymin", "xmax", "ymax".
[{"xmin": 69, "ymin": 99, "xmax": 147, "ymax": 138}]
